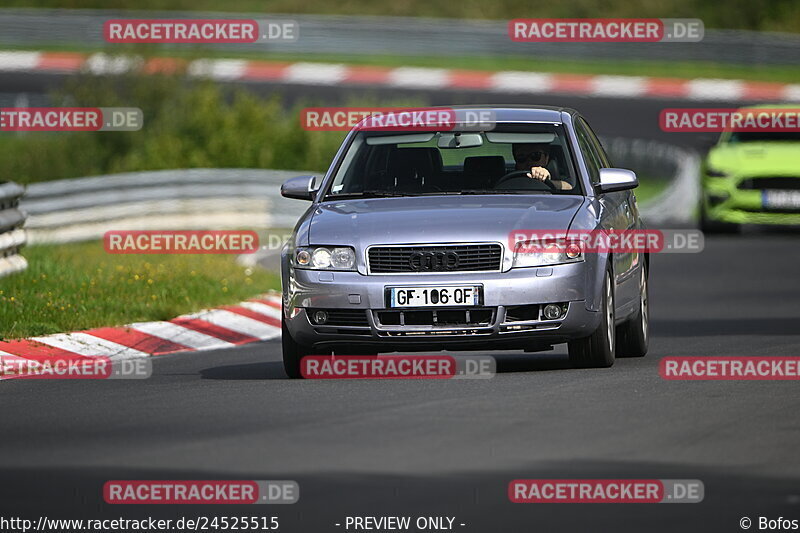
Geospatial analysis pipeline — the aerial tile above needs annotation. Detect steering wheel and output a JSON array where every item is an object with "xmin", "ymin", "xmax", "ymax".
[{"xmin": 494, "ymin": 169, "xmax": 557, "ymax": 190}]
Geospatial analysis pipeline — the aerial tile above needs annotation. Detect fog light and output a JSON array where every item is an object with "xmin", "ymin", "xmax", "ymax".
[
  {"xmin": 565, "ymin": 242, "xmax": 582, "ymax": 259},
  {"xmin": 543, "ymin": 304, "xmax": 563, "ymax": 320},
  {"xmin": 313, "ymin": 310, "xmax": 328, "ymax": 324}
]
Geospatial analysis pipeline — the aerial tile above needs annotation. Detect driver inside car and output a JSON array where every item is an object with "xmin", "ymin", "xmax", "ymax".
[{"xmin": 512, "ymin": 143, "xmax": 574, "ymax": 191}]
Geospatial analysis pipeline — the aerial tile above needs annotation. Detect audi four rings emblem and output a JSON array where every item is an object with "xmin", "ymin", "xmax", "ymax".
[{"xmin": 408, "ymin": 251, "xmax": 460, "ymax": 271}]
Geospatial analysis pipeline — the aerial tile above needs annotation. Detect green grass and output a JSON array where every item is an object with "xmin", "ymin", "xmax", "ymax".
[
  {"xmin": 0, "ymin": 74, "xmax": 350, "ymax": 184},
  {"xmin": 0, "ymin": 241, "xmax": 280, "ymax": 339},
  {"xmin": 4, "ymin": 0, "xmax": 800, "ymax": 32}
]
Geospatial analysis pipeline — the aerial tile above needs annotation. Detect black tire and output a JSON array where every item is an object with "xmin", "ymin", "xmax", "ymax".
[
  {"xmin": 616, "ymin": 263, "xmax": 649, "ymax": 358},
  {"xmin": 568, "ymin": 271, "xmax": 615, "ymax": 368},
  {"xmin": 700, "ymin": 201, "xmax": 740, "ymax": 234},
  {"xmin": 282, "ymin": 316, "xmax": 311, "ymax": 379}
]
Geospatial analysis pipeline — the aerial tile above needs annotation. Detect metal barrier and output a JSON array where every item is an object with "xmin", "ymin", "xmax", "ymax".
[
  {"xmin": 22, "ymin": 169, "xmax": 311, "ymax": 244},
  {"xmin": 0, "ymin": 8, "xmax": 798, "ymax": 66},
  {"xmin": 603, "ymin": 137, "xmax": 700, "ymax": 225},
  {"xmin": 0, "ymin": 181, "xmax": 28, "ymax": 278}
]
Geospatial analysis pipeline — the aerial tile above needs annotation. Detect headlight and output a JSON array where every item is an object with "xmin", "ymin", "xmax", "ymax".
[
  {"xmin": 705, "ymin": 167, "xmax": 729, "ymax": 178},
  {"xmin": 512, "ymin": 239, "xmax": 584, "ymax": 268},
  {"xmin": 294, "ymin": 246, "xmax": 356, "ymax": 270}
]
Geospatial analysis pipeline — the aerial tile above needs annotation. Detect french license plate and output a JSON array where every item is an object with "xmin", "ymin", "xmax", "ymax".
[
  {"xmin": 763, "ymin": 190, "xmax": 800, "ymax": 209},
  {"xmin": 389, "ymin": 285, "xmax": 481, "ymax": 308}
]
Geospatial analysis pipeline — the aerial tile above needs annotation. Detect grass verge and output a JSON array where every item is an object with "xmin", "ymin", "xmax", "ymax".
[{"xmin": 0, "ymin": 241, "xmax": 280, "ymax": 340}]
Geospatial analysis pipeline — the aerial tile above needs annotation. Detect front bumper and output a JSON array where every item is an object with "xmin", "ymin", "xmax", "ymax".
[
  {"xmin": 284, "ymin": 262, "xmax": 601, "ymax": 352},
  {"xmin": 703, "ymin": 176, "xmax": 800, "ymax": 225}
]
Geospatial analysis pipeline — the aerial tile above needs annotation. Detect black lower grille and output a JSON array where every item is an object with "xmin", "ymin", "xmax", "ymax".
[
  {"xmin": 738, "ymin": 177, "xmax": 800, "ymax": 190},
  {"xmin": 504, "ymin": 304, "xmax": 540, "ymax": 322},
  {"xmin": 368, "ymin": 244, "xmax": 502, "ymax": 273},
  {"xmin": 308, "ymin": 309, "xmax": 369, "ymax": 327},
  {"xmin": 375, "ymin": 307, "xmax": 495, "ymax": 327}
]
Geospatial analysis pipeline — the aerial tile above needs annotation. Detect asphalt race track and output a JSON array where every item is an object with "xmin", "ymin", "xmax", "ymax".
[
  {"xmin": 1, "ymin": 234, "xmax": 799, "ymax": 532},
  {"xmin": 2, "ymin": 68, "xmax": 799, "ymax": 532}
]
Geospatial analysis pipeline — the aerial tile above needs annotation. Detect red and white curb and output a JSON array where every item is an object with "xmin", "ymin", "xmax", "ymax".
[
  {"xmin": 0, "ymin": 292, "xmax": 282, "ymax": 380},
  {"xmin": 1, "ymin": 50, "xmax": 798, "ymax": 102}
]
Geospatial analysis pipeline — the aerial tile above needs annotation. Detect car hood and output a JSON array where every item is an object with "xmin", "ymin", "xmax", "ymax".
[
  {"xmin": 707, "ymin": 142, "xmax": 800, "ymax": 176},
  {"xmin": 307, "ymin": 195, "xmax": 585, "ymax": 247}
]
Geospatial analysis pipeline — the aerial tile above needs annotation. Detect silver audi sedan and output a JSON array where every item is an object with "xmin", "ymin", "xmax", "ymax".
[{"xmin": 279, "ymin": 106, "xmax": 649, "ymax": 378}]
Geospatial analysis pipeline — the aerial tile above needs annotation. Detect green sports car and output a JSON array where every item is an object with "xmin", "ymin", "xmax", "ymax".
[{"xmin": 700, "ymin": 116, "xmax": 800, "ymax": 232}]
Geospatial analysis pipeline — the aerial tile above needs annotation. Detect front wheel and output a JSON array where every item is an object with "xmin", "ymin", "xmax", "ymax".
[
  {"xmin": 568, "ymin": 271, "xmax": 615, "ymax": 368},
  {"xmin": 616, "ymin": 263, "xmax": 649, "ymax": 358},
  {"xmin": 282, "ymin": 316, "xmax": 311, "ymax": 379}
]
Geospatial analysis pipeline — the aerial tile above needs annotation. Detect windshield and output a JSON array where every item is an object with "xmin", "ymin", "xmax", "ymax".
[{"xmin": 322, "ymin": 124, "xmax": 582, "ymax": 199}]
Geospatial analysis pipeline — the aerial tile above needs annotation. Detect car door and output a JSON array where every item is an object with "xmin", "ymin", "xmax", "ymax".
[{"xmin": 574, "ymin": 118, "xmax": 638, "ymax": 312}]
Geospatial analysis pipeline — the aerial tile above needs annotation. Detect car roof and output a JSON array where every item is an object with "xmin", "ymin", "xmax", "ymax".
[{"xmin": 364, "ymin": 105, "xmax": 576, "ymax": 124}]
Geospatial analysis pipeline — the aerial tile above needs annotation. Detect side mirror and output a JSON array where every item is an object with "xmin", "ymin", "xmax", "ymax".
[
  {"xmin": 281, "ymin": 175, "xmax": 319, "ymax": 201},
  {"xmin": 597, "ymin": 168, "xmax": 638, "ymax": 193}
]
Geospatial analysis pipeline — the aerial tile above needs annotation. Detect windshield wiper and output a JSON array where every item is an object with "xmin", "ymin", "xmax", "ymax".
[
  {"xmin": 327, "ymin": 190, "xmax": 423, "ymax": 199},
  {"xmin": 459, "ymin": 189, "xmax": 552, "ymax": 195}
]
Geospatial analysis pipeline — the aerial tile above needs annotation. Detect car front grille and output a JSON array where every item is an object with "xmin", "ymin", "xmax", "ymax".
[
  {"xmin": 738, "ymin": 177, "xmax": 800, "ymax": 190},
  {"xmin": 368, "ymin": 244, "xmax": 502, "ymax": 273},
  {"xmin": 374, "ymin": 307, "xmax": 495, "ymax": 327}
]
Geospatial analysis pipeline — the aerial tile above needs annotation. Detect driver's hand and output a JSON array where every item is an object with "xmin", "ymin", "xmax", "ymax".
[{"xmin": 526, "ymin": 166, "xmax": 551, "ymax": 182}]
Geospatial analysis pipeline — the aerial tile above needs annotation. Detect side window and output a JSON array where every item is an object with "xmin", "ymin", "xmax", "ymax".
[
  {"xmin": 578, "ymin": 118, "xmax": 612, "ymax": 167},
  {"xmin": 574, "ymin": 121, "xmax": 601, "ymax": 185}
]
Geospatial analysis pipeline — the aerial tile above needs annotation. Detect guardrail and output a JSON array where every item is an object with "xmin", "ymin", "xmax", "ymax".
[
  {"xmin": 0, "ymin": 181, "xmax": 28, "ymax": 278},
  {"xmin": 603, "ymin": 137, "xmax": 700, "ymax": 225},
  {"xmin": 22, "ymin": 169, "xmax": 311, "ymax": 244},
  {"xmin": 20, "ymin": 137, "xmax": 697, "ymax": 247},
  {"xmin": 0, "ymin": 8, "xmax": 798, "ymax": 66}
]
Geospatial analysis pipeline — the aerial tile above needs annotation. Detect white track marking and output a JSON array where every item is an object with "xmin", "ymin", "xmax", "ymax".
[
  {"xmin": 284, "ymin": 62, "xmax": 348, "ymax": 84},
  {"xmin": 31, "ymin": 332, "xmax": 149, "ymax": 359},
  {"xmin": 0, "ymin": 51, "xmax": 41, "ymax": 71},
  {"xmin": 182, "ymin": 309, "xmax": 280, "ymax": 339},
  {"xmin": 388, "ymin": 67, "xmax": 450, "ymax": 89},
  {"xmin": 490, "ymin": 71, "xmax": 554, "ymax": 93},
  {"xmin": 129, "ymin": 322, "xmax": 235, "ymax": 351},
  {"xmin": 238, "ymin": 301, "xmax": 282, "ymax": 320}
]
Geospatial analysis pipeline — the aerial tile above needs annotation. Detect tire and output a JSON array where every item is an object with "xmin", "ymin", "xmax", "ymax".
[
  {"xmin": 616, "ymin": 263, "xmax": 649, "ymax": 358},
  {"xmin": 568, "ymin": 271, "xmax": 615, "ymax": 368},
  {"xmin": 282, "ymin": 316, "xmax": 311, "ymax": 379}
]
